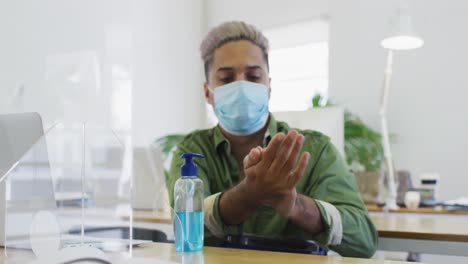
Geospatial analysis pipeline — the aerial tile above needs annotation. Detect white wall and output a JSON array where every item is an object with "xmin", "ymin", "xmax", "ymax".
[
  {"xmin": 204, "ymin": 0, "xmax": 329, "ymax": 31},
  {"xmin": 0, "ymin": 0, "xmax": 132, "ymax": 129},
  {"xmin": 131, "ymin": 0, "xmax": 205, "ymax": 146},
  {"xmin": 330, "ymin": 0, "xmax": 468, "ymax": 201},
  {"xmin": 0, "ymin": 0, "xmax": 206, "ymax": 147}
]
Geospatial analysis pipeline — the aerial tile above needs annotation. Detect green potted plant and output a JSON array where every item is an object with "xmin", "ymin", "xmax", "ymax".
[
  {"xmin": 154, "ymin": 134, "xmax": 187, "ymax": 163},
  {"xmin": 343, "ymin": 110, "xmax": 384, "ymax": 172},
  {"xmin": 310, "ymin": 95, "xmax": 384, "ymax": 173},
  {"xmin": 311, "ymin": 95, "xmax": 384, "ymax": 204}
]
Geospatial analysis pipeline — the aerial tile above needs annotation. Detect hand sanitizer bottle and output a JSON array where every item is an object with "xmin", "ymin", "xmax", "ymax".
[{"xmin": 174, "ymin": 153, "xmax": 205, "ymax": 252}]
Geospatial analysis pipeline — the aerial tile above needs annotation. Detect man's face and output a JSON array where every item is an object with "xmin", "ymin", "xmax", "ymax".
[{"xmin": 204, "ymin": 40, "xmax": 270, "ymax": 104}]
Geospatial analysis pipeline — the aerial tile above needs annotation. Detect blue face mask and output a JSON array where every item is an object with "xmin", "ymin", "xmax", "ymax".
[{"xmin": 210, "ymin": 80, "xmax": 269, "ymax": 136}]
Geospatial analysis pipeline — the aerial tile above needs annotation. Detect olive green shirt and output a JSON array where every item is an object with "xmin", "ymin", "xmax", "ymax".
[{"xmin": 167, "ymin": 114, "xmax": 378, "ymax": 258}]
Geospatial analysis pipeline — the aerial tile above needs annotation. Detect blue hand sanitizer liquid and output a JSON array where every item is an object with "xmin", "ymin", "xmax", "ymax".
[
  {"xmin": 174, "ymin": 153, "xmax": 205, "ymax": 252},
  {"xmin": 175, "ymin": 211, "xmax": 204, "ymax": 252}
]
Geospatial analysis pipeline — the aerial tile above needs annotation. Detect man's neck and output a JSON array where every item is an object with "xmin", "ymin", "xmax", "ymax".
[
  {"xmin": 219, "ymin": 118, "xmax": 270, "ymax": 149},
  {"xmin": 221, "ymin": 126, "xmax": 266, "ymax": 147}
]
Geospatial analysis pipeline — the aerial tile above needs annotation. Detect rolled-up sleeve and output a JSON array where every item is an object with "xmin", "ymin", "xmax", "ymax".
[{"xmin": 204, "ymin": 192, "xmax": 224, "ymax": 237}]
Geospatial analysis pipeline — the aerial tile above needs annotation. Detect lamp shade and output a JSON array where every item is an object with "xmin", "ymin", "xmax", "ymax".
[{"xmin": 381, "ymin": 5, "xmax": 424, "ymax": 50}]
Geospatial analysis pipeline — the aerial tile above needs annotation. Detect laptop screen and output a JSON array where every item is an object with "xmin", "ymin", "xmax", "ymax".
[{"xmin": 0, "ymin": 113, "xmax": 56, "ymax": 244}]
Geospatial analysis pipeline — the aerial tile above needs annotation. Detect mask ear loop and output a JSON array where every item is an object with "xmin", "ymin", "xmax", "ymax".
[
  {"xmin": 208, "ymin": 87, "xmax": 217, "ymax": 107},
  {"xmin": 208, "ymin": 87, "xmax": 215, "ymax": 95}
]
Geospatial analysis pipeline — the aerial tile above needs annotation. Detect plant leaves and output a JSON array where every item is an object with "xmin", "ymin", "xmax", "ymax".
[{"xmin": 154, "ymin": 134, "xmax": 186, "ymax": 161}]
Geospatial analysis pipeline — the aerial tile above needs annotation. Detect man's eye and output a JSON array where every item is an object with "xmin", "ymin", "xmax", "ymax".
[
  {"xmin": 248, "ymin": 76, "xmax": 260, "ymax": 82},
  {"xmin": 219, "ymin": 77, "xmax": 234, "ymax": 83}
]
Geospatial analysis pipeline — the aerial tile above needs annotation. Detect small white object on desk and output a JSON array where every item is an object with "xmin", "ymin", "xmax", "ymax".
[
  {"xmin": 404, "ymin": 191, "xmax": 421, "ymax": 209},
  {"xmin": 443, "ymin": 197, "xmax": 468, "ymax": 207}
]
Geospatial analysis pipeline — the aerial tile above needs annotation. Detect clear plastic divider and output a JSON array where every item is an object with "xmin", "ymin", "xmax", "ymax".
[
  {"xmin": 2, "ymin": 123, "xmax": 188, "ymax": 263},
  {"xmin": 4, "ymin": 122, "xmax": 86, "ymax": 262}
]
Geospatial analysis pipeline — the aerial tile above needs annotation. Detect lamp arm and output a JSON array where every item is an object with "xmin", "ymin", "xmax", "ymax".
[
  {"xmin": 380, "ymin": 50, "xmax": 399, "ymax": 210},
  {"xmin": 380, "ymin": 50, "xmax": 394, "ymax": 115}
]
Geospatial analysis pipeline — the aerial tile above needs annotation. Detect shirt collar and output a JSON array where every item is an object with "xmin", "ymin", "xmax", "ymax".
[{"xmin": 213, "ymin": 124, "xmax": 227, "ymax": 151}]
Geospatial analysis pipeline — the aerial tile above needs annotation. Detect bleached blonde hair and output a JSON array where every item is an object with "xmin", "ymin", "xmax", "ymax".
[{"xmin": 200, "ymin": 21, "xmax": 270, "ymax": 80}]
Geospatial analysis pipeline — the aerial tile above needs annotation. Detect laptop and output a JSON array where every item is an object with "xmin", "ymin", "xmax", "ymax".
[
  {"xmin": 0, "ymin": 112, "xmax": 150, "ymax": 250},
  {"xmin": 0, "ymin": 112, "xmax": 49, "ymax": 246}
]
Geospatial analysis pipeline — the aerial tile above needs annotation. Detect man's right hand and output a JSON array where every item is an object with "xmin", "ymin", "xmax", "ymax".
[{"xmin": 241, "ymin": 130, "xmax": 310, "ymax": 218}]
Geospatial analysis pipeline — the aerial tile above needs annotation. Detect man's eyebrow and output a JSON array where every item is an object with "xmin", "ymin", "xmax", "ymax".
[
  {"xmin": 215, "ymin": 65, "xmax": 263, "ymax": 73},
  {"xmin": 216, "ymin": 67, "xmax": 235, "ymax": 72},
  {"xmin": 246, "ymin": 65, "xmax": 262, "ymax": 70}
]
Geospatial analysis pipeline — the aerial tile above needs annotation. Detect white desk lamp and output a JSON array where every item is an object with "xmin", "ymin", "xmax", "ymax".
[{"xmin": 380, "ymin": 5, "xmax": 423, "ymax": 210}]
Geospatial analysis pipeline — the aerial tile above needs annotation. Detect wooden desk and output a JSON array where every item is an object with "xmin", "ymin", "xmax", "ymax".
[
  {"xmin": 371, "ymin": 213, "xmax": 468, "ymax": 256},
  {"xmin": 367, "ymin": 204, "xmax": 468, "ymax": 215},
  {"xmin": 134, "ymin": 242, "xmax": 420, "ymax": 263},
  {"xmin": 0, "ymin": 242, "xmax": 422, "ymax": 264},
  {"xmin": 130, "ymin": 209, "xmax": 468, "ymax": 256},
  {"xmin": 372, "ymin": 214, "xmax": 468, "ymax": 242},
  {"xmin": 131, "ymin": 209, "xmax": 172, "ymax": 224}
]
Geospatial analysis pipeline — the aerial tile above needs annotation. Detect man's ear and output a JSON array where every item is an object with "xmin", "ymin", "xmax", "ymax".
[{"xmin": 203, "ymin": 82, "xmax": 213, "ymax": 105}]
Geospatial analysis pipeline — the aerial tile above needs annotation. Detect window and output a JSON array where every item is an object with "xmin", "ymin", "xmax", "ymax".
[{"xmin": 264, "ymin": 19, "xmax": 329, "ymax": 112}]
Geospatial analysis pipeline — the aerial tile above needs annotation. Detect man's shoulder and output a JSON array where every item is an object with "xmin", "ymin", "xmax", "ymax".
[
  {"xmin": 299, "ymin": 128, "xmax": 331, "ymax": 143},
  {"xmin": 276, "ymin": 120, "xmax": 331, "ymax": 147}
]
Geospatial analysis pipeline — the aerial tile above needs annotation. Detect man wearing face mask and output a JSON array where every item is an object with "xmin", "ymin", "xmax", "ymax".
[{"xmin": 167, "ymin": 21, "xmax": 378, "ymax": 258}]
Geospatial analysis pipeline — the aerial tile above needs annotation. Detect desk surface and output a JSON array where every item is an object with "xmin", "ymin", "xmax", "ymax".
[
  {"xmin": 367, "ymin": 204, "xmax": 468, "ymax": 215},
  {"xmin": 131, "ymin": 208, "xmax": 468, "ymax": 241},
  {"xmin": 135, "ymin": 242, "xmax": 420, "ymax": 264},
  {"xmin": 371, "ymin": 214, "xmax": 468, "ymax": 242},
  {"xmin": 0, "ymin": 242, "xmax": 417, "ymax": 264},
  {"xmin": 131, "ymin": 209, "xmax": 468, "ymax": 242},
  {"xmin": 131, "ymin": 209, "xmax": 172, "ymax": 224}
]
